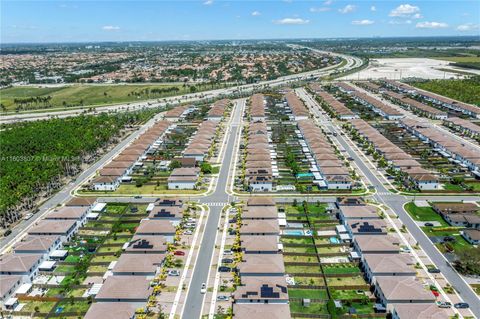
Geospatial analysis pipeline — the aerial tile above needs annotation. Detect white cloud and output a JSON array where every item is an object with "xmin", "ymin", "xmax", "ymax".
[
  {"xmin": 251, "ymin": 11, "xmax": 261, "ymax": 16},
  {"xmin": 203, "ymin": 0, "xmax": 213, "ymax": 5},
  {"xmin": 456, "ymin": 23, "xmax": 479, "ymax": 31},
  {"xmin": 412, "ymin": 13, "xmax": 423, "ymax": 19},
  {"xmin": 310, "ymin": 7, "xmax": 331, "ymax": 12},
  {"xmin": 352, "ymin": 19, "xmax": 374, "ymax": 25},
  {"xmin": 370, "ymin": 5, "xmax": 376, "ymax": 12},
  {"xmin": 273, "ymin": 18, "xmax": 310, "ymax": 25},
  {"xmin": 102, "ymin": 25, "xmax": 120, "ymax": 31},
  {"xmin": 416, "ymin": 21, "xmax": 448, "ymax": 29},
  {"xmin": 389, "ymin": 4, "xmax": 420, "ymax": 17},
  {"xmin": 338, "ymin": 4, "xmax": 356, "ymax": 14},
  {"xmin": 324, "ymin": 0, "xmax": 333, "ymax": 5},
  {"xmin": 389, "ymin": 19, "xmax": 412, "ymax": 25}
]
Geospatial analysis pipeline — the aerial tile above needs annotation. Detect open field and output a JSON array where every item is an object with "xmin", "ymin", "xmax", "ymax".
[
  {"xmin": 0, "ymin": 83, "xmax": 221, "ymax": 112},
  {"xmin": 434, "ymin": 57, "xmax": 480, "ymax": 63},
  {"xmin": 342, "ymin": 58, "xmax": 480, "ymax": 80}
]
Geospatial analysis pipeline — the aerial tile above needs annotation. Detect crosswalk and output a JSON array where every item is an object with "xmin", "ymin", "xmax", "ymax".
[
  {"xmin": 203, "ymin": 202, "xmax": 229, "ymax": 207},
  {"xmin": 377, "ymin": 192, "xmax": 393, "ymax": 196}
]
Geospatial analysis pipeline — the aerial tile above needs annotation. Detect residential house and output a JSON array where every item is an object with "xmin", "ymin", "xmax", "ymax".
[
  {"xmin": 237, "ymin": 254, "xmax": 285, "ymax": 277},
  {"xmin": 234, "ymin": 276, "xmax": 288, "ymax": 304},
  {"xmin": 462, "ymin": 229, "xmax": 480, "ymax": 245},
  {"xmin": 241, "ymin": 236, "xmax": 281, "ymax": 254},
  {"xmin": 84, "ymin": 302, "xmax": 138, "ymax": 319},
  {"xmin": 167, "ymin": 167, "xmax": 200, "ymax": 190},
  {"xmin": 374, "ymin": 277, "xmax": 435, "ymax": 310},
  {"xmin": 0, "ymin": 254, "xmax": 43, "ymax": 282},
  {"xmin": 392, "ymin": 303, "xmax": 451, "ymax": 319},
  {"xmin": 112, "ymin": 254, "xmax": 165, "ymax": 276},
  {"xmin": 362, "ymin": 254, "xmax": 416, "ymax": 283},
  {"xmin": 233, "ymin": 303, "xmax": 292, "ymax": 319},
  {"xmin": 95, "ymin": 276, "xmax": 153, "ymax": 302},
  {"xmin": 28, "ymin": 219, "xmax": 77, "ymax": 242}
]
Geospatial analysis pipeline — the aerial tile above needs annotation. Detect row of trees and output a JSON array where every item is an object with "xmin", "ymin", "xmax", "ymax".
[
  {"xmin": 412, "ymin": 76, "xmax": 480, "ymax": 106},
  {"xmin": 0, "ymin": 110, "xmax": 155, "ymax": 228}
]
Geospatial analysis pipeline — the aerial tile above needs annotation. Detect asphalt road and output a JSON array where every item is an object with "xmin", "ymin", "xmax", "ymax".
[
  {"xmin": 297, "ymin": 88, "xmax": 480, "ymax": 317},
  {"xmin": 0, "ymin": 113, "xmax": 164, "ymax": 251},
  {"xmin": 181, "ymin": 99, "xmax": 245, "ymax": 318}
]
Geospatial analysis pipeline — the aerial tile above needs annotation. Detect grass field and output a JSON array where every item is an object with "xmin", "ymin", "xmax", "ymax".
[
  {"xmin": 404, "ymin": 202, "xmax": 448, "ymax": 226},
  {"xmin": 434, "ymin": 57, "xmax": 480, "ymax": 63},
  {"xmin": 0, "ymin": 83, "xmax": 223, "ymax": 112}
]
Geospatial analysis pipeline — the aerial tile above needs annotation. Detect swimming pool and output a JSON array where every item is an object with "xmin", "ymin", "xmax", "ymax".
[
  {"xmin": 283, "ymin": 229, "xmax": 304, "ymax": 236},
  {"xmin": 329, "ymin": 237, "xmax": 340, "ymax": 244}
]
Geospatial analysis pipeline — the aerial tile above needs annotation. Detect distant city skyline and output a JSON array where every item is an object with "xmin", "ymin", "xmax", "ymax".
[{"xmin": 1, "ymin": 0, "xmax": 479, "ymax": 43}]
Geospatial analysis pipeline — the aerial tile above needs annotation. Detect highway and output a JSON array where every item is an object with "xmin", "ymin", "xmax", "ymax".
[
  {"xmin": 181, "ymin": 99, "xmax": 245, "ymax": 318},
  {"xmin": 0, "ymin": 50, "xmax": 363, "ymax": 124},
  {"xmin": 296, "ymin": 87, "xmax": 480, "ymax": 317}
]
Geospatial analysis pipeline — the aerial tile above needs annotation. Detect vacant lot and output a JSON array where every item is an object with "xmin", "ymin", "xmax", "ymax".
[
  {"xmin": 404, "ymin": 202, "xmax": 448, "ymax": 226},
  {"xmin": 434, "ymin": 57, "xmax": 480, "ymax": 63}
]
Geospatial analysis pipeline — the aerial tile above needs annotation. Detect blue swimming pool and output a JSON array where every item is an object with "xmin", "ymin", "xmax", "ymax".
[
  {"xmin": 329, "ymin": 237, "xmax": 340, "ymax": 244},
  {"xmin": 283, "ymin": 229, "xmax": 304, "ymax": 236}
]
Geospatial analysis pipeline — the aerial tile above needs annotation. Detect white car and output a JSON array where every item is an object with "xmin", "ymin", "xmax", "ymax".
[
  {"xmin": 24, "ymin": 213, "xmax": 33, "ymax": 220},
  {"xmin": 200, "ymin": 283, "xmax": 206, "ymax": 294},
  {"xmin": 168, "ymin": 270, "xmax": 180, "ymax": 276}
]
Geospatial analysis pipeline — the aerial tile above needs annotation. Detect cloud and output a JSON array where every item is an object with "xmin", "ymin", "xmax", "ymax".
[
  {"xmin": 389, "ymin": 20, "xmax": 412, "ymax": 25},
  {"xmin": 416, "ymin": 21, "xmax": 448, "ymax": 29},
  {"xmin": 310, "ymin": 7, "xmax": 331, "ymax": 12},
  {"xmin": 324, "ymin": 0, "xmax": 333, "ymax": 5},
  {"xmin": 389, "ymin": 4, "xmax": 420, "ymax": 17},
  {"xmin": 370, "ymin": 5, "xmax": 376, "ymax": 12},
  {"xmin": 102, "ymin": 25, "xmax": 120, "ymax": 31},
  {"xmin": 273, "ymin": 18, "xmax": 310, "ymax": 25},
  {"xmin": 352, "ymin": 19, "xmax": 374, "ymax": 25},
  {"xmin": 251, "ymin": 11, "xmax": 261, "ymax": 16},
  {"xmin": 456, "ymin": 23, "xmax": 479, "ymax": 32},
  {"xmin": 203, "ymin": 0, "xmax": 213, "ymax": 5},
  {"xmin": 338, "ymin": 4, "xmax": 356, "ymax": 14}
]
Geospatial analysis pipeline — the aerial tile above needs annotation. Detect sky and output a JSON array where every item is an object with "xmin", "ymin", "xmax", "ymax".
[{"xmin": 1, "ymin": 0, "xmax": 479, "ymax": 43}]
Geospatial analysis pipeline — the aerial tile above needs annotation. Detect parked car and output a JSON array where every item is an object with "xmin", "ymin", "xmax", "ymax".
[
  {"xmin": 174, "ymin": 250, "xmax": 185, "ymax": 256},
  {"xmin": 428, "ymin": 267, "xmax": 441, "ymax": 273},
  {"xmin": 185, "ymin": 223, "xmax": 196, "ymax": 228},
  {"xmin": 436, "ymin": 301, "xmax": 452, "ymax": 308},
  {"xmin": 218, "ymin": 266, "xmax": 231, "ymax": 272},
  {"xmin": 221, "ymin": 258, "xmax": 234, "ymax": 264},
  {"xmin": 223, "ymin": 250, "xmax": 233, "ymax": 255},
  {"xmin": 184, "ymin": 230, "xmax": 193, "ymax": 235},
  {"xmin": 200, "ymin": 283, "xmax": 206, "ymax": 294},
  {"xmin": 454, "ymin": 303, "xmax": 469, "ymax": 309},
  {"xmin": 168, "ymin": 270, "xmax": 180, "ymax": 276},
  {"xmin": 424, "ymin": 222, "xmax": 434, "ymax": 227},
  {"xmin": 24, "ymin": 213, "xmax": 33, "ymax": 220},
  {"xmin": 134, "ymin": 195, "xmax": 142, "ymax": 199},
  {"xmin": 3, "ymin": 229, "xmax": 12, "ymax": 237},
  {"xmin": 217, "ymin": 295, "xmax": 229, "ymax": 301}
]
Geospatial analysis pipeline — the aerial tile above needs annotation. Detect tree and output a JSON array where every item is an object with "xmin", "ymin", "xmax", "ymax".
[
  {"xmin": 200, "ymin": 162, "xmax": 212, "ymax": 174},
  {"xmin": 169, "ymin": 160, "xmax": 182, "ymax": 170},
  {"xmin": 453, "ymin": 247, "xmax": 480, "ymax": 276}
]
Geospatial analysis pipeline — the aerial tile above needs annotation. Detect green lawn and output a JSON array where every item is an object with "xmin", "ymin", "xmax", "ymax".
[
  {"xmin": 434, "ymin": 57, "xmax": 480, "ymax": 63},
  {"xmin": 281, "ymin": 237, "xmax": 314, "ymax": 245},
  {"xmin": 288, "ymin": 288, "xmax": 328, "ymax": 299},
  {"xmin": 283, "ymin": 245, "xmax": 317, "ymax": 254},
  {"xmin": 331, "ymin": 289, "xmax": 368, "ymax": 300},
  {"xmin": 285, "ymin": 264, "xmax": 322, "ymax": 274},
  {"xmin": 323, "ymin": 265, "xmax": 361, "ymax": 275},
  {"xmin": 293, "ymin": 276, "xmax": 326, "ymax": 286},
  {"xmin": 326, "ymin": 276, "xmax": 367, "ymax": 287},
  {"xmin": 0, "ymin": 83, "xmax": 224, "ymax": 112},
  {"xmin": 21, "ymin": 301, "xmax": 57, "ymax": 313},
  {"xmin": 404, "ymin": 202, "xmax": 448, "ymax": 226},
  {"xmin": 283, "ymin": 255, "xmax": 318, "ymax": 263},
  {"xmin": 55, "ymin": 300, "xmax": 91, "ymax": 314},
  {"xmin": 289, "ymin": 300, "xmax": 329, "ymax": 314}
]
